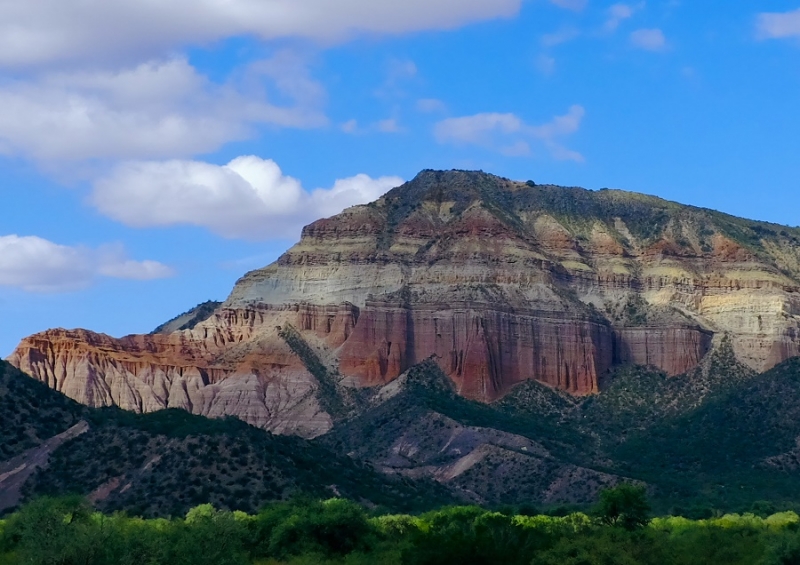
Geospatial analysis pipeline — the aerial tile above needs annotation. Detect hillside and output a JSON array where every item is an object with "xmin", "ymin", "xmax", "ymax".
[
  {"xmin": 612, "ymin": 356, "xmax": 800, "ymax": 511},
  {"xmin": 0, "ymin": 361, "xmax": 86, "ymax": 462},
  {"xmin": 0, "ymin": 360, "xmax": 456, "ymax": 517},
  {"xmin": 8, "ymin": 351, "xmax": 800, "ymax": 515},
  {"xmin": 151, "ymin": 300, "xmax": 222, "ymax": 334},
  {"xmin": 314, "ymin": 347, "xmax": 800, "ymax": 513}
]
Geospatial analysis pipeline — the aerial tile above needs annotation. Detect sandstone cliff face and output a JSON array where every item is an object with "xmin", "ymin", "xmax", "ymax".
[
  {"xmin": 337, "ymin": 299, "xmax": 614, "ymax": 399},
  {"xmin": 9, "ymin": 306, "xmax": 337, "ymax": 438},
  {"xmin": 9, "ymin": 170, "xmax": 800, "ymax": 432}
]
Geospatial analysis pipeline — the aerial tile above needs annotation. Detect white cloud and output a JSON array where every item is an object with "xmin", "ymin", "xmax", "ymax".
[
  {"xmin": 0, "ymin": 0, "xmax": 526, "ymax": 70},
  {"xmin": 630, "ymin": 28, "xmax": 667, "ymax": 51},
  {"xmin": 0, "ymin": 236, "xmax": 173, "ymax": 293},
  {"xmin": 375, "ymin": 58, "xmax": 419, "ymax": 100},
  {"xmin": 541, "ymin": 27, "xmax": 580, "ymax": 47},
  {"xmin": 529, "ymin": 105, "xmax": 584, "ymax": 138},
  {"xmin": 416, "ymin": 98, "xmax": 447, "ymax": 113},
  {"xmin": 756, "ymin": 9, "xmax": 800, "ymax": 40},
  {"xmin": 341, "ymin": 119, "xmax": 360, "ymax": 133},
  {"xmin": 535, "ymin": 54, "xmax": 557, "ymax": 75},
  {"xmin": 435, "ymin": 113, "xmax": 523, "ymax": 145},
  {"xmin": 386, "ymin": 59, "xmax": 418, "ymax": 82},
  {"xmin": 0, "ymin": 55, "xmax": 326, "ymax": 163},
  {"xmin": 433, "ymin": 105, "xmax": 585, "ymax": 161},
  {"xmin": 500, "ymin": 141, "xmax": 532, "ymax": 157},
  {"xmin": 604, "ymin": 3, "xmax": 641, "ymax": 32},
  {"xmin": 90, "ymin": 156, "xmax": 404, "ymax": 240},
  {"xmin": 376, "ymin": 118, "xmax": 403, "ymax": 133},
  {"xmin": 339, "ymin": 118, "xmax": 405, "ymax": 135}
]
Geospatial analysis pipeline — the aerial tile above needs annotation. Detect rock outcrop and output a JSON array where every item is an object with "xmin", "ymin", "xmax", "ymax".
[
  {"xmin": 337, "ymin": 299, "xmax": 614, "ymax": 399},
  {"xmin": 10, "ymin": 307, "xmax": 336, "ymax": 438},
  {"xmin": 8, "ymin": 170, "xmax": 800, "ymax": 433}
]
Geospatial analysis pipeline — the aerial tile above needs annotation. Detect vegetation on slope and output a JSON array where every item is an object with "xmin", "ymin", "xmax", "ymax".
[
  {"xmin": 319, "ymin": 361, "xmax": 613, "ymax": 507},
  {"xmin": 151, "ymin": 300, "xmax": 222, "ymax": 334},
  {"xmin": 373, "ymin": 169, "xmax": 800, "ymax": 277},
  {"xmin": 0, "ymin": 361, "xmax": 455, "ymax": 518},
  {"xmin": 0, "ymin": 362, "xmax": 86, "ymax": 461},
  {"xmin": 579, "ymin": 335, "xmax": 754, "ymax": 438},
  {"xmin": 22, "ymin": 406, "xmax": 456, "ymax": 518},
  {"xmin": 318, "ymin": 350, "xmax": 800, "ymax": 515},
  {"xmin": 277, "ymin": 324, "xmax": 363, "ymax": 420},
  {"xmin": 613, "ymin": 356, "xmax": 800, "ymax": 513},
  {"xmin": 9, "ymin": 343, "xmax": 800, "ymax": 520}
]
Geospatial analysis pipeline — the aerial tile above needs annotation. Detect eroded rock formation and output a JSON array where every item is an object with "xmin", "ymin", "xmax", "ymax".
[
  {"xmin": 10, "ymin": 307, "xmax": 335, "ymax": 438},
  {"xmin": 9, "ymin": 170, "xmax": 800, "ymax": 433}
]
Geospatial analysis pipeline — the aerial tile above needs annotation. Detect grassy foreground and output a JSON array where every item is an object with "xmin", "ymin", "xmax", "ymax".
[{"xmin": 3, "ymin": 491, "xmax": 800, "ymax": 565}]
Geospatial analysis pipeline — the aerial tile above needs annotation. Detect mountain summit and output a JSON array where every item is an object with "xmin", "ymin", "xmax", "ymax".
[{"xmin": 9, "ymin": 170, "xmax": 800, "ymax": 437}]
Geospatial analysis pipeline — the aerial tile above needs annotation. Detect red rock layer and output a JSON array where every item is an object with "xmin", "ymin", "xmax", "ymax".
[
  {"xmin": 337, "ymin": 299, "xmax": 614, "ymax": 400},
  {"xmin": 333, "ymin": 300, "xmax": 715, "ymax": 400},
  {"xmin": 613, "ymin": 327, "xmax": 714, "ymax": 376},
  {"xmin": 7, "ymin": 305, "xmax": 364, "ymax": 438}
]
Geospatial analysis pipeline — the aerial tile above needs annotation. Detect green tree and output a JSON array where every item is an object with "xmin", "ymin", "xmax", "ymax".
[
  {"xmin": 594, "ymin": 484, "xmax": 651, "ymax": 531},
  {"xmin": 165, "ymin": 504, "xmax": 248, "ymax": 565},
  {"xmin": 759, "ymin": 532, "xmax": 800, "ymax": 565},
  {"xmin": 267, "ymin": 498, "xmax": 374, "ymax": 559},
  {"xmin": 2, "ymin": 496, "xmax": 105, "ymax": 564}
]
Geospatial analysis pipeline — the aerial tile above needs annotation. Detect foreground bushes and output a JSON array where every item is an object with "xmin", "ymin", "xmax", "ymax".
[{"xmin": 3, "ymin": 494, "xmax": 800, "ymax": 564}]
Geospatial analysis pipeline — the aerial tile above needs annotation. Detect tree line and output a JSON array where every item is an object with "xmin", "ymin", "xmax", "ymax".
[{"xmin": 2, "ymin": 485, "xmax": 800, "ymax": 564}]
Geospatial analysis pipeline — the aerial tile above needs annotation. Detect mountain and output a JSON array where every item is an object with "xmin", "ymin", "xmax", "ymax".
[{"xmin": 8, "ymin": 170, "xmax": 800, "ymax": 438}]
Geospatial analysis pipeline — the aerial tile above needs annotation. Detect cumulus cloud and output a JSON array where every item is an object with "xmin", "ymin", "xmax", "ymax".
[
  {"xmin": 0, "ymin": 236, "xmax": 173, "ymax": 293},
  {"xmin": 433, "ymin": 105, "xmax": 585, "ymax": 161},
  {"xmin": 756, "ymin": 9, "xmax": 800, "ymax": 40},
  {"xmin": 0, "ymin": 0, "xmax": 526, "ymax": 70},
  {"xmin": 630, "ymin": 28, "xmax": 667, "ymax": 51},
  {"xmin": 90, "ymin": 156, "xmax": 404, "ymax": 240},
  {"xmin": 0, "ymin": 55, "xmax": 326, "ymax": 163}
]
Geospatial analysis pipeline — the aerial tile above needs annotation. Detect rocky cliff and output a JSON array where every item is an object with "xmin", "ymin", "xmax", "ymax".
[{"xmin": 8, "ymin": 170, "xmax": 800, "ymax": 435}]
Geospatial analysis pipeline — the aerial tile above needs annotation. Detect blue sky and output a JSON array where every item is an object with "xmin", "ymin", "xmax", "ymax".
[{"xmin": 1, "ymin": 1, "xmax": 799, "ymax": 356}]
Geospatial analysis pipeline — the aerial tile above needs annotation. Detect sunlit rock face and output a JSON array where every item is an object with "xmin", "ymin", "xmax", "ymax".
[
  {"xmin": 9, "ymin": 307, "xmax": 336, "ymax": 438},
  {"xmin": 9, "ymin": 170, "xmax": 800, "ymax": 430}
]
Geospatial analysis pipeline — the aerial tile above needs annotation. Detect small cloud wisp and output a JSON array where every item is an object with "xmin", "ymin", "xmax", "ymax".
[
  {"xmin": 433, "ymin": 105, "xmax": 585, "ymax": 161},
  {"xmin": 0, "ymin": 235, "xmax": 173, "ymax": 293}
]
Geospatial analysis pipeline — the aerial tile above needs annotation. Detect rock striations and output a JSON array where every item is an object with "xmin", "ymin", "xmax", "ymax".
[{"xmin": 9, "ymin": 170, "xmax": 800, "ymax": 436}]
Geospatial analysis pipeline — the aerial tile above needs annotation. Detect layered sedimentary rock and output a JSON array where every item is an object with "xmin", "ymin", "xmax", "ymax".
[
  {"xmin": 338, "ymin": 300, "xmax": 614, "ymax": 399},
  {"xmin": 10, "ymin": 306, "xmax": 340, "ymax": 438},
  {"xmin": 9, "ymin": 170, "xmax": 800, "ymax": 432},
  {"xmin": 613, "ymin": 327, "xmax": 713, "ymax": 377}
]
